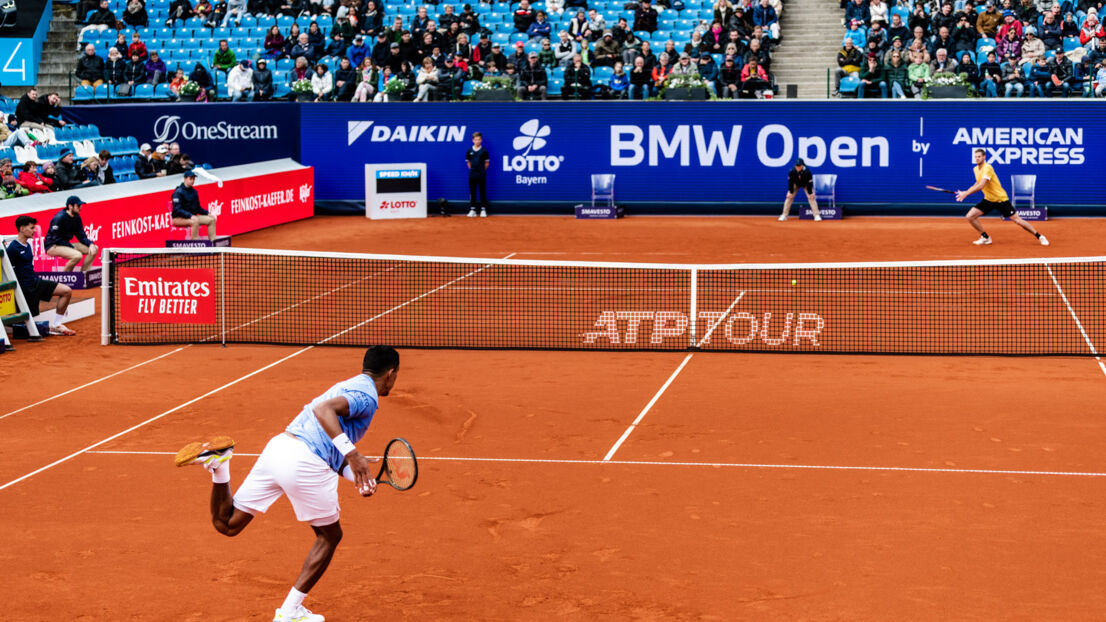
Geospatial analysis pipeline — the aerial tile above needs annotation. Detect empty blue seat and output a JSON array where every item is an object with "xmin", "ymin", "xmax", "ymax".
[{"xmin": 135, "ymin": 83, "xmax": 155, "ymax": 98}]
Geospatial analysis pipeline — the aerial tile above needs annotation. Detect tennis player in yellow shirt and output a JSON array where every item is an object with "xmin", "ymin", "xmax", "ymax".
[{"xmin": 956, "ymin": 148, "xmax": 1049, "ymax": 246}]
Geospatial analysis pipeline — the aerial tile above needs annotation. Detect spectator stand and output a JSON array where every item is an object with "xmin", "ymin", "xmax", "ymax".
[{"xmin": 70, "ymin": 0, "xmax": 771, "ymax": 101}]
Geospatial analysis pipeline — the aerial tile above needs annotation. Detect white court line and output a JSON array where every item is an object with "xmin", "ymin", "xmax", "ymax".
[
  {"xmin": 0, "ymin": 253, "xmax": 517, "ymax": 492},
  {"xmin": 0, "ymin": 347, "xmax": 312, "ymax": 492},
  {"xmin": 696, "ymin": 291, "xmax": 746, "ymax": 348},
  {"xmin": 603, "ymin": 353, "xmax": 695, "ymax": 462},
  {"xmin": 85, "ymin": 450, "xmax": 1106, "ymax": 478},
  {"xmin": 1045, "ymin": 265, "xmax": 1106, "ymax": 378},
  {"xmin": 0, "ymin": 346, "xmax": 189, "ymax": 421}
]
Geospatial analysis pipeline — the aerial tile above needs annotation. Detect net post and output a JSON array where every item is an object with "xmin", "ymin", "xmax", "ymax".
[
  {"xmin": 100, "ymin": 248, "xmax": 112, "ymax": 345},
  {"xmin": 688, "ymin": 268, "xmax": 698, "ymax": 349},
  {"xmin": 219, "ymin": 251, "xmax": 226, "ymax": 347}
]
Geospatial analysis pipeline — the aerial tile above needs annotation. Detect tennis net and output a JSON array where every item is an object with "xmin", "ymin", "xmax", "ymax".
[{"xmin": 102, "ymin": 247, "xmax": 1106, "ymax": 356}]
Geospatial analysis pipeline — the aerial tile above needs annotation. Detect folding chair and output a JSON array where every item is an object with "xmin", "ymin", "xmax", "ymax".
[
  {"xmin": 813, "ymin": 174, "xmax": 837, "ymax": 211},
  {"xmin": 1010, "ymin": 174, "xmax": 1036, "ymax": 211},
  {"xmin": 591, "ymin": 174, "xmax": 615, "ymax": 207}
]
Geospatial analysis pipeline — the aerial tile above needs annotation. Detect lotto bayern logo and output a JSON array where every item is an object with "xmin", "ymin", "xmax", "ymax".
[{"xmin": 503, "ymin": 119, "xmax": 563, "ymax": 173}]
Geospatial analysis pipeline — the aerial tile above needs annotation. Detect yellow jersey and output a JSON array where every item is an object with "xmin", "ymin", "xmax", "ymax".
[{"xmin": 973, "ymin": 162, "xmax": 1008, "ymax": 202}]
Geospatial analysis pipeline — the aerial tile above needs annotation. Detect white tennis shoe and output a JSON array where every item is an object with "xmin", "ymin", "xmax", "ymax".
[
  {"xmin": 972, "ymin": 236, "xmax": 992, "ymax": 245},
  {"xmin": 175, "ymin": 436, "xmax": 235, "ymax": 469},
  {"xmin": 777, "ymin": 215, "xmax": 787, "ymax": 221},
  {"xmin": 479, "ymin": 208, "xmax": 487, "ymax": 217},
  {"xmin": 273, "ymin": 605, "xmax": 325, "ymax": 622},
  {"xmin": 1039, "ymin": 235, "xmax": 1050, "ymax": 246},
  {"xmin": 813, "ymin": 214, "xmax": 822, "ymax": 222},
  {"xmin": 467, "ymin": 208, "xmax": 477, "ymax": 217}
]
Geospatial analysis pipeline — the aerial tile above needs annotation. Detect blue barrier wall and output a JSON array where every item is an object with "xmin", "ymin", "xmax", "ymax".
[
  {"xmin": 300, "ymin": 102, "xmax": 1103, "ymax": 212},
  {"xmin": 65, "ymin": 101, "xmax": 1104, "ymax": 214},
  {"xmin": 65, "ymin": 103, "xmax": 299, "ymax": 168}
]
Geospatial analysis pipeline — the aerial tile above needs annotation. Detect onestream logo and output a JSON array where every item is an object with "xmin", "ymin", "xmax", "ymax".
[{"xmin": 152, "ymin": 115, "xmax": 278, "ymax": 143}]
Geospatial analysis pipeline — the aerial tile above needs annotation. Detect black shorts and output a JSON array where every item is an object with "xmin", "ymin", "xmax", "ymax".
[
  {"xmin": 25, "ymin": 279, "xmax": 58, "ymax": 317},
  {"xmin": 974, "ymin": 199, "xmax": 1015, "ymax": 218}
]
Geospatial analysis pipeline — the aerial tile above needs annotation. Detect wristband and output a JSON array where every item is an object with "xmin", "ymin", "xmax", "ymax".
[{"xmin": 331, "ymin": 433, "xmax": 357, "ymax": 456}]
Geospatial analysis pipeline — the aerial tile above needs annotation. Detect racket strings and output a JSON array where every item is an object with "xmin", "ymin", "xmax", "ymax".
[{"xmin": 384, "ymin": 442, "xmax": 417, "ymax": 490}]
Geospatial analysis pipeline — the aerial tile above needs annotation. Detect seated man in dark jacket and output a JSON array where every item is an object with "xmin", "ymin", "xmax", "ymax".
[
  {"xmin": 134, "ymin": 143, "xmax": 166, "ymax": 179},
  {"xmin": 562, "ymin": 53, "xmax": 592, "ymax": 99},
  {"xmin": 76, "ymin": 44, "xmax": 107, "ymax": 87},
  {"xmin": 53, "ymin": 149, "xmax": 94, "ymax": 190},
  {"xmin": 517, "ymin": 53, "xmax": 548, "ymax": 100}
]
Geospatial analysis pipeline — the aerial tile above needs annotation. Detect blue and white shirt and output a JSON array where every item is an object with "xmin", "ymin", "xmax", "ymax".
[{"xmin": 286, "ymin": 374, "xmax": 379, "ymax": 472}]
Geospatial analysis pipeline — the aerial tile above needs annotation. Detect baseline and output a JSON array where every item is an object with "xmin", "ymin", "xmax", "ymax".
[{"xmin": 86, "ymin": 450, "xmax": 1106, "ymax": 478}]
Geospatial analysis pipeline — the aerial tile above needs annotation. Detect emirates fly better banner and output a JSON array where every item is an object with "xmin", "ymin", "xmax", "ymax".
[{"xmin": 118, "ymin": 268, "xmax": 216, "ymax": 324}]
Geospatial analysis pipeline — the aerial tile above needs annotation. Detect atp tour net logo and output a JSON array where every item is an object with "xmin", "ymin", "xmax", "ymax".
[{"xmin": 502, "ymin": 119, "xmax": 564, "ymax": 174}]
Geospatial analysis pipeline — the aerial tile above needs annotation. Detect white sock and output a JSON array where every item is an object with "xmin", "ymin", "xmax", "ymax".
[
  {"xmin": 211, "ymin": 461, "xmax": 231, "ymax": 484},
  {"xmin": 280, "ymin": 587, "xmax": 307, "ymax": 612},
  {"xmin": 50, "ymin": 312, "xmax": 66, "ymax": 327}
]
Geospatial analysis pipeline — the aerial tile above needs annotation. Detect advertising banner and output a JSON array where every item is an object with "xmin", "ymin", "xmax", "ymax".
[
  {"xmin": 299, "ymin": 102, "xmax": 1103, "ymax": 210},
  {"xmin": 118, "ymin": 267, "xmax": 216, "ymax": 324},
  {"xmin": 64, "ymin": 103, "xmax": 300, "ymax": 168},
  {"xmin": 0, "ymin": 166, "xmax": 314, "ymax": 271}
]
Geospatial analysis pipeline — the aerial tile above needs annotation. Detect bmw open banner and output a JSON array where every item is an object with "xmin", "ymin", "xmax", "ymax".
[{"xmin": 300, "ymin": 102, "xmax": 1101, "ymax": 212}]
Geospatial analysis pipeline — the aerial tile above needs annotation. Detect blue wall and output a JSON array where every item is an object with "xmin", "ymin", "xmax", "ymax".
[{"xmin": 65, "ymin": 101, "xmax": 1106, "ymax": 214}]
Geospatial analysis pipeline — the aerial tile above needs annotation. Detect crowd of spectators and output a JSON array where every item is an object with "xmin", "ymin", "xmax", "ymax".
[
  {"xmin": 834, "ymin": 0, "xmax": 1106, "ymax": 97},
  {"xmin": 0, "ymin": 87, "xmax": 203, "ymax": 201},
  {"xmin": 74, "ymin": 0, "xmax": 784, "ymax": 101}
]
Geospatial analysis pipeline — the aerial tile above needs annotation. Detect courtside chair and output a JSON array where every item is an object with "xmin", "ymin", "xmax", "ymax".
[
  {"xmin": 1010, "ymin": 175, "xmax": 1036, "ymax": 213},
  {"xmin": 813, "ymin": 174, "xmax": 838, "ymax": 212},
  {"xmin": 591, "ymin": 174, "xmax": 615, "ymax": 208}
]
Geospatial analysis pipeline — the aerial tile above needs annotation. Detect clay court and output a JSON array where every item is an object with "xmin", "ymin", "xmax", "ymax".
[{"xmin": 4, "ymin": 215, "xmax": 1106, "ymax": 621}]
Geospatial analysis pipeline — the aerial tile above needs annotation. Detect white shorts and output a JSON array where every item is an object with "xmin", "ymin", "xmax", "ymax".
[{"xmin": 233, "ymin": 433, "xmax": 341, "ymax": 526}]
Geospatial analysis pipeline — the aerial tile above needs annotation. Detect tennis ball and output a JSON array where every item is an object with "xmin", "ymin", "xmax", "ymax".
[{"xmin": 791, "ymin": 279, "xmax": 798, "ymax": 286}]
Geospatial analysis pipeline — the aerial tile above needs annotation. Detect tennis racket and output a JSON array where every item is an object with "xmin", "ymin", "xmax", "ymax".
[
  {"xmin": 375, "ymin": 437, "xmax": 418, "ymax": 491},
  {"xmin": 926, "ymin": 185, "xmax": 957, "ymax": 194}
]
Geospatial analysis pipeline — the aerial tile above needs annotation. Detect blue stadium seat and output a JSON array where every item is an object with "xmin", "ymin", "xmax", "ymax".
[
  {"xmin": 154, "ymin": 83, "xmax": 173, "ymax": 99},
  {"xmin": 547, "ymin": 78, "xmax": 563, "ymax": 96},
  {"xmin": 135, "ymin": 83, "xmax": 155, "ymax": 98},
  {"xmin": 838, "ymin": 75, "xmax": 861, "ymax": 96},
  {"xmin": 1062, "ymin": 36, "xmax": 1081, "ymax": 53},
  {"xmin": 94, "ymin": 85, "xmax": 110, "ymax": 100},
  {"xmin": 461, "ymin": 79, "xmax": 478, "ymax": 96},
  {"xmin": 975, "ymin": 37, "xmax": 996, "ymax": 53},
  {"xmin": 255, "ymin": 15, "xmax": 276, "ymax": 28},
  {"xmin": 238, "ymin": 15, "xmax": 258, "ymax": 28},
  {"xmin": 593, "ymin": 66, "xmax": 614, "ymax": 83}
]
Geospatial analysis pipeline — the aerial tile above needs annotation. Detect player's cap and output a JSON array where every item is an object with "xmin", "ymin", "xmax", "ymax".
[
  {"xmin": 603, "ymin": 30, "xmax": 612, "ymax": 37},
  {"xmin": 794, "ymin": 158, "xmax": 805, "ymax": 166},
  {"xmin": 66, "ymin": 195, "xmax": 86, "ymax": 206},
  {"xmin": 156, "ymin": 144, "xmax": 169, "ymax": 154},
  {"xmin": 528, "ymin": 51, "xmax": 538, "ymax": 58},
  {"xmin": 183, "ymin": 170, "xmax": 197, "ymax": 178}
]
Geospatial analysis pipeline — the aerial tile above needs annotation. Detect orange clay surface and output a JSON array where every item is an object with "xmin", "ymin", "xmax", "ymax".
[{"xmin": 4, "ymin": 216, "xmax": 1106, "ymax": 621}]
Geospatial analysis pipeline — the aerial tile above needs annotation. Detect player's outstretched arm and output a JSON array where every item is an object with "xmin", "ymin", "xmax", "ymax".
[
  {"xmin": 956, "ymin": 180, "xmax": 985, "ymax": 203},
  {"xmin": 313, "ymin": 397, "xmax": 375, "ymax": 493}
]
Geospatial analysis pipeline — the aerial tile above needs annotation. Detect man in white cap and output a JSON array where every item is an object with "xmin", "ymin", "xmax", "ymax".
[{"xmin": 135, "ymin": 143, "xmax": 166, "ymax": 179}]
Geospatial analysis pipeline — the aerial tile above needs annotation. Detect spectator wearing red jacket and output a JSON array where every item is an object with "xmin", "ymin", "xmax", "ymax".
[{"xmin": 18, "ymin": 161, "xmax": 53, "ymax": 194}]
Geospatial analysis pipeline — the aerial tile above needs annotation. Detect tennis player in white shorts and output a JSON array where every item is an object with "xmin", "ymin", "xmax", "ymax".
[{"xmin": 175, "ymin": 346, "xmax": 400, "ymax": 622}]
